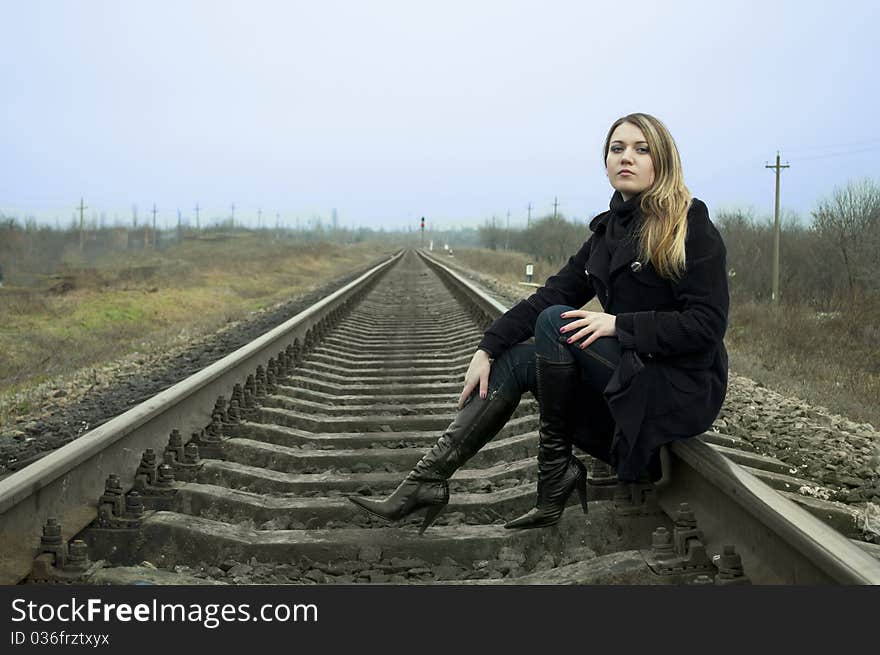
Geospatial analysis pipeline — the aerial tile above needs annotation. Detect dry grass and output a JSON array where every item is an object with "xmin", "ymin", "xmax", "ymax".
[
  {"xmin": 726, "ymin": 299, "xmax": 880, "ymax": 428},
  {"xmin": 0, "ymin": 237, "xmax": 392, "ymax": 403},
  {"xmin": 452, "ymin": 248, "xmax": 566, "ymax": 288}
]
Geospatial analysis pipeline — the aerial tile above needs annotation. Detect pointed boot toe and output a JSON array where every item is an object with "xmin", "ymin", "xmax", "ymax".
[
  {"xmin": 504, "ymin": 508, "xmax": 547, "ymax": 530},
  {"xmin": 347, "ymin": 495, "xmax": 394, "ymax": 522}
]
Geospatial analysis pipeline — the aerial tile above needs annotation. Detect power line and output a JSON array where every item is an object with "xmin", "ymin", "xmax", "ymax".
[
  {"xmin": 790, "ymin": 145, "xmax": 880, "ymax": 163},
  {"xmin": 784, "ymin": 136, "xmax": 880, "ymax": 156}
]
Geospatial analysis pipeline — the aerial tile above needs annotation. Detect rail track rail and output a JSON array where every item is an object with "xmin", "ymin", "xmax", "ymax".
[{"xmin": 1, "ymin": 249, "xmax": 878, "ymax": 585}]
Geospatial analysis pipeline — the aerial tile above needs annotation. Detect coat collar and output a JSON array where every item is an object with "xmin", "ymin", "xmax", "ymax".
[
  {"xmin": 588, "ymin": 191, "xmax": 644, "ymax": 279},
  {"xmin": 589, "ymin": 190, "xmax": 642, "ymax": 233}
]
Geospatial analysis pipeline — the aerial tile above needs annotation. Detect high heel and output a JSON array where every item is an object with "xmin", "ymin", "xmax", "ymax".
[
  {"xmin": 348, "ymin": 382, "xmax": 520, "ymax": 533},
  {"xmin": 419, "ymin": 504, "xmax": 446, "ymax": 535},
  {"xmin": 505, "ymin": 457, "xmax": 587, "ymax": 529},
  {"xmin": 348, "ymin": 479, "xmax": 448, "ymax": 525},
  {"xmin": 576, "ymin": 471, "xmax": 589, "ymax": 515}
]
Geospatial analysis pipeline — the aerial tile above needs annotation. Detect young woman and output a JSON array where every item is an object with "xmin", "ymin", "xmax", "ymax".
[{"xmin": 349, "ymin": 113, "xmax": 729, "ymax": 533}]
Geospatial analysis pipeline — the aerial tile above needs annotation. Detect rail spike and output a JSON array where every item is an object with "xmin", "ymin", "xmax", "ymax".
[
  {"xmin": 31, "ymin": 519, "xmax": 101, "ymax": 584},
  {"xmin": 713, "ymin": 545, "xmax": 751, "ymax": 585},
  {"xmin": 642, "ymin": 502, "xmax": 714, "ymax": 578},
  {"xmin": 95, "ymin": 473, "xmax": 143, "ymax": 530},
  {"xmin": 163, "ymin": 430, "xmax": 203, "ymax": 481}
]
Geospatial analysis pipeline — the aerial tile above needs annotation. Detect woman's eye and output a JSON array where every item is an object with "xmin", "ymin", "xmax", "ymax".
[
  {"xmin": 611, "ymin": 146, "xmax": 623, "ymax": 153},
  {"xmin": 637, "ymin": 147, "xmax": 649, "ymax": 154}
]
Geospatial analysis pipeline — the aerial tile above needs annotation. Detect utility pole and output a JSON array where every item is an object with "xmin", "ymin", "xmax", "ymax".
[
  {"xmin": 78, "ymin": 197, "xmax": 87, "ymax": 250},
  {"xmin": 194, "ymin": 202, "xmax": 200, "ymax": 231},
  {"xmin": 527, "ymin": 202, "xmax": 532, "ymax": 229},
  {"xmin": 765, "ymin": 152, "xmax": 790, "ymax": 304},
  {"xmin": 505, "ymin": 210, "xmax": 510, "ymax": 251},
  {"xmin": 230, "ymin": 203, "xmax": 235, "ymax": 229},
  {"xmin": 257, "ymin": 208, "xmax": 262, "ymax": 230},
  {"xmin": 553, "ymin": 196, "xmax": 559, "ymax": 220},
  {"xmin": 151, "ymin": 203, "xmax": 158, "ymax": 248}
]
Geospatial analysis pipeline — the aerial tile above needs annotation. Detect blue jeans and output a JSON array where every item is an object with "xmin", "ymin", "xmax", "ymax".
[{"xmin": 477, "ymin": 305, "xmax": 620, "ymax": 463}]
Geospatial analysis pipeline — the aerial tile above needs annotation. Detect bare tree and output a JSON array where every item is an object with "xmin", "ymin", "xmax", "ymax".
[
  {"xmin": 811, "ymin": 178, "xmax": 880, "ymax": 298},
  {"xmin": 478, "ymin": 216, "xmax": 504, "ymax": 251}
]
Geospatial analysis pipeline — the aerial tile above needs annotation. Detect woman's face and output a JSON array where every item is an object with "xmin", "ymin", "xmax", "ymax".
[{"xmin": 605, "ymin": 121, "xmax": 655, "ymax": 200}]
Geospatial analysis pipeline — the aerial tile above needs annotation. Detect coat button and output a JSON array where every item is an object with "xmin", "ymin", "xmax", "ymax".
[{"xmin": 630, "ymin": 261, "xmax": 642, "ymax": 273}]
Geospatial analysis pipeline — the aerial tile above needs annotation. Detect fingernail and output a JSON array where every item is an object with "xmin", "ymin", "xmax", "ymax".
[
  {"xmin": 480, "ymin": 392, "xmax": 486, "ymax": 399},
  {"xmin": 566, "ymin": 338, "xmax": 573, "ymax": 343},
  {"xmin": 559, "ymin": 327, "xmax": 565, "ymax": 333}
]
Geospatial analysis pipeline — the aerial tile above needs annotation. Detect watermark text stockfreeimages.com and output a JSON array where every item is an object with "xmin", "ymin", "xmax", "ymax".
[{"xmin": 11, "ymin": 597, "xmax": 318, "ymax": 630}]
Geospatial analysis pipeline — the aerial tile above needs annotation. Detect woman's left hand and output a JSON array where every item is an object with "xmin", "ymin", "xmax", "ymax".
[{"xmin": 559, "ymin": 310, "xmax": 617, "ymax": 349}]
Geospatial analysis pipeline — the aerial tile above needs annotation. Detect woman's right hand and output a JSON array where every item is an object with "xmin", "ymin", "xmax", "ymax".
[{"xmin": 457, "ymin": 349, "xmax": 492, "ymax": 409}]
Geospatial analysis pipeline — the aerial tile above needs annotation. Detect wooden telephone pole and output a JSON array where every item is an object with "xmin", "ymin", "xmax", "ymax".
[
  {"xmin": 151, "ymin": 203, "xmax": 158, "ymax": 248},
  {"xmin": 765, "ymin": 152, "xmax": 790, "ymax": 303},
  {"xmin": 78, "ymin": 197, "xmax": 87, "ymax": 250}
]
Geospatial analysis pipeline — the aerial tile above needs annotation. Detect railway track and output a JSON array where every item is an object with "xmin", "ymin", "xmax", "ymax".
[{"xmin": 2, "ymin": 249, "xmax": 879, "ymax": 585}]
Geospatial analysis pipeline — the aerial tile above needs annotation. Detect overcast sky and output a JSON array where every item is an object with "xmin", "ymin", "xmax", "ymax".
[{"xmin": 2, "ymin": 0, "xmax": 878, "ymax": 230}]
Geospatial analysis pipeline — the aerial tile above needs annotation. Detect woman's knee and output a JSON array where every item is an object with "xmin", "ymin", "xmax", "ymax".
[
  {"xmin": 535, "ymin": 305, "xmax": 576, "ymax": 338},
  {"xmin": 488, "ymin": 343, "xmax": 535, "ymax": 396}
]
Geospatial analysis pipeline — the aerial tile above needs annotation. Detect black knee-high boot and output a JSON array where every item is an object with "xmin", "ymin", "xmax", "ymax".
[
  {"xmin": 504, "ymin": 354, "xmax": 587, "ymax": 530},
  {"xmin": 348, "ymin": 384, "xmax": 520, "ymax": 534}
]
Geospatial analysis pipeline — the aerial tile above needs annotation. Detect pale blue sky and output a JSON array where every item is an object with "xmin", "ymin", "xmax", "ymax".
[{"xmin": 2, "ymin": 0, "xmax": 878, "ymax": 230}]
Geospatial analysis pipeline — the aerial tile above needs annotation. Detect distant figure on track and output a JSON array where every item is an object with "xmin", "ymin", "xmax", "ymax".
[{"xmin": 349, "ymin": 113, "xmax": 729, "ymax": 532}]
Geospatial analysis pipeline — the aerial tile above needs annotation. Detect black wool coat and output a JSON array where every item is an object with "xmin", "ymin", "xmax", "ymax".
[{"xmin": 478, "ymin": 191, "xmax": 729, "ymax": 479}]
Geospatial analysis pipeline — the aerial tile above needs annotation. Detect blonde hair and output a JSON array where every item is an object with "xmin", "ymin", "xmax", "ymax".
[{"xmin": 603, "ymin": 113, "xmax": 691, "ymax": 280}]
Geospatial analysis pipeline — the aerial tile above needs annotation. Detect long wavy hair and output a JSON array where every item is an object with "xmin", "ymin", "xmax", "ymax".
[{"xmin": 603, "ymin": 113, "xmax": 691, "ymax": 280}]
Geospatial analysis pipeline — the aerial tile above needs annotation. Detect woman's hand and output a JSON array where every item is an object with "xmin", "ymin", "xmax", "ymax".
[
  {"xmin": 559, "ymin": 310, "xmax": 617, "ymax": 349},
  {"xmin": 458, "ymin": 349, "xmax": 492, "ymax": 409}
]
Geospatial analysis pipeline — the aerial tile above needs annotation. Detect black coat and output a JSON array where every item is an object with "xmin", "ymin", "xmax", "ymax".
[{"xmin": 478, "ymin": 191, "xmax": 729, "ymax": 479}]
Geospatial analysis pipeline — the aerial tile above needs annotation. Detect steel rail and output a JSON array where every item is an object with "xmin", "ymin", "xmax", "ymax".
[
  {"xmin": 418, "ymin": 248, "xmax": 880, "ymax": 584},
  {"xmin": 0, "ymin": 251, "xmax": 403, "ymax": 584}
]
